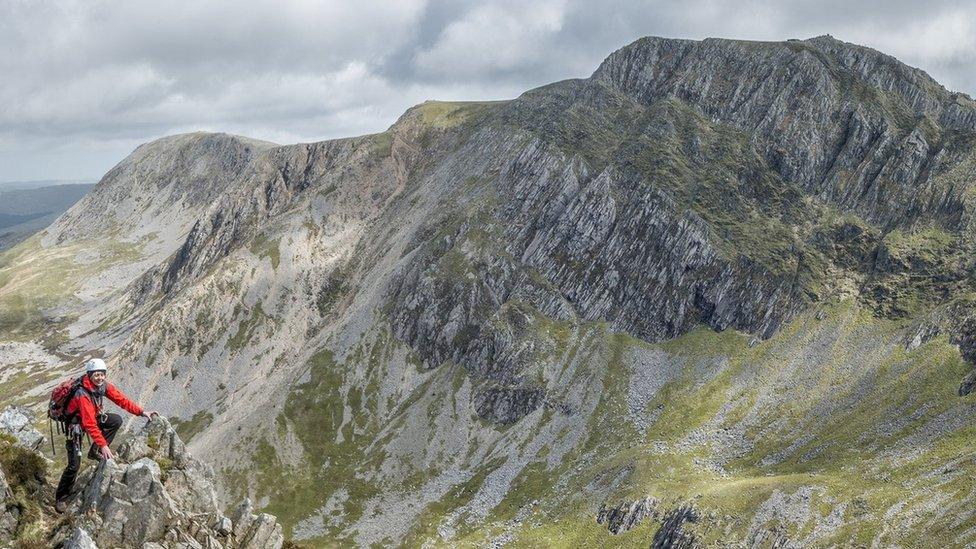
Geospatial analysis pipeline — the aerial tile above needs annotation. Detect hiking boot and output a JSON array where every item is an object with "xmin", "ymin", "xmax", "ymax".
[
  {"xmin": 87, "ymin": 445, "xmax": 100, "ymax": 461},
  {"xmin": 54, "ymin": 499, "xmax": 68, "ymax": 513}
]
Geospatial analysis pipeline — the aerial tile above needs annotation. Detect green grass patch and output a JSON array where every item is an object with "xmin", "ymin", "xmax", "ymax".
[
  {"xmin": 171, "ymin": 410, "xmax": 214, "ymax": 443},
  {"xmin": 371, "ymin": 131, "xmax": 393, "ymax": 158},
  {"xmin": 228, "ymin": 301, "xmax": 267, "ymax": 352},
  {"xmin": 409, "ymin": 101, "xmax": 502, "ymax": 130},
  {"xmin": 0, "ymin": 433, "xmax": 57, "ymax": 547},
  {"xmin": 237, "ymin": 344, "xmax": 388, "ymax": 539},
  {"xmin": 0, "ymin": 368, "xmax": 59, "ymax": 409},
  {"xmin": 0, "ymin": 234, "xmax": 145, "ymax": 343},
  {"xmin": 249, "ymin": 233, "xmax": 282, "ymax": 269}
]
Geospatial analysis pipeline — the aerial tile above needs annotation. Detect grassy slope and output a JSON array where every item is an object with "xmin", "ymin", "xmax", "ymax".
[
  {"xmin": 446, "ymin": 301, "xmax": 976, "ymax": 547},
  {"xmin": 0, "ymin": 234, "xmax": 147, "ymax": 408},
  {"xmin": 0, "ymin": 234, "xmax": 144, "ymax": 341},
  {"xmin": 227, "ymin": 291, "xmax": 976, "ymax": 547}
]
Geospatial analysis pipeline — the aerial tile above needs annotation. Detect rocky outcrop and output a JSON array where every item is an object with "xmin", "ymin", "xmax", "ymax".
[
  {"xmin": 387, "ymin": 34, "xmax": 976, "ymax": 434},
  {"xmin": 228, "ymin": 498, "xmax": 286, "ymax": 549},
  {"xmin": 652, "ymin": 504, "xmax": 700, "ymax": 549},
  {"xmin": 595, "ymin": 498, "xmax": 700, "ymax": 546},
  {"xmin": 126, "ymin": 126, "xmax": 410, "ymax": 307},
  {"xmin": 0, "ymin": 406, "xmax": 44, "ymax": 451},
  {"xmin": 596, "ymin": 496, "xmax": 659, "ymax": 534},
  {"xmin": 55, "ymin": 416, "xmax": 283, "ymax": 549},
  {"xmin": 473, "ymin": 385, "xmax": 545, "ymax": 425},
  {"xmin": 390, "ymin": 128, "xmax": 808, "ymax": 425},
  {"xmin": 64, "ymin": 527, "xmax": 98, "ymax": 549}
]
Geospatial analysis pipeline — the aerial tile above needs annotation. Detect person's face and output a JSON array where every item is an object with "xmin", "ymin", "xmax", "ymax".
[{"xmin": 90, "ymin": 371, "xmax": 106, "ymax": 386}]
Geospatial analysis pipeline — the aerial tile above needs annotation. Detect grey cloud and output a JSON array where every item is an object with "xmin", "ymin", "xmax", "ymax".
[{"xmin": 2, "ymin": 0, "xmax": 974, "ymax": 181}]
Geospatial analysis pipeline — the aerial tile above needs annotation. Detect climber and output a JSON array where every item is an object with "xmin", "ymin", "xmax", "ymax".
[{"xmin": 54, "ymin": 358, "xmax": 159, "ymax": 512}]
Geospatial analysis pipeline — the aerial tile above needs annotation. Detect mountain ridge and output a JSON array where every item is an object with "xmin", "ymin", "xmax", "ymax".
[{"xmin": 4, "ymin": 35, "xmax": 976, "ymax": 547}]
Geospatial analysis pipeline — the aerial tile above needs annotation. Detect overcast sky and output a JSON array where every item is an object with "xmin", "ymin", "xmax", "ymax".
[{"xmin": 2, "ymin": 0, "xmax": 975, "ymax": 182}]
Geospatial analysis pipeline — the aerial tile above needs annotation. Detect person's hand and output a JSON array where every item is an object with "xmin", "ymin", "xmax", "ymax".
[
  {"xmin": 142, "ymin": 410, "xmax": 160, "ymax": 419},
  {"xmin": 99, "ymin": 445, "xmax": 114, "ymax": 461}
]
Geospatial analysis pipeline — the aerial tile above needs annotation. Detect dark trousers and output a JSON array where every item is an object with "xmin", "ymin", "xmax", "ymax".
[{"xmin": 55, "ymin": 412, "xmax": 122, "ymax": 502}]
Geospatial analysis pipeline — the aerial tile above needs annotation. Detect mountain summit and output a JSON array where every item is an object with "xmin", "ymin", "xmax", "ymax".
[{"xmin": 4, "ymin": 35, "xmax": 976, "ymax": 547}]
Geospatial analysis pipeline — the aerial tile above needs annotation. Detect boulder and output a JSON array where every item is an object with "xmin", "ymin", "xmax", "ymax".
[
  {"xmin": 63, "ymin": 527, "xmax": 99, "ymax": 549},
  {"xmin": 74, "ymin": 456, "xmax": 177, "ymax": 548},
  {"xmin": 238, "ymin": 513, "xmax": 284, "ymax": 549},
  {"xmin": 0, "ymin": 406, "xmax": 44, "ymax": 450},
  {"xmin": 213, "ymin": 516, "xmax": 233, "ymax": 536},
  {"xmin": 229, "ymin": 499, "xmax": 255, "ymax": 538}
]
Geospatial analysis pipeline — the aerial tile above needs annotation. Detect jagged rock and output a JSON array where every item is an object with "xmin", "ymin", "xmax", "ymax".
[
  {"xmin": 64, "ymin": 527, "xmax": 98, "ymax": 549},
  {"xmin": 0, "ymin": 406, "xmax": 44, "ymax": 450},
  {"xmin": 125, "ymin": 458, "xmax": 161, "ymax": 499},
  {"xmin": 652, "ymin": 504, "xmax": 700, "ymax": 549},
  {"xmin": 749, "ymin": 525, "xmax": 793, "ymax": 549},
  {"xmin": 596, "ymin": 496, "xmax": 659, "ymax": 534},
  {"xmin": 229, "ymin": 498, "xmax": 255, "ymax": 538},
  {"xmin": 959, "ymin": 370, "xmax": 976, "ymax": 397},
  {"xmin": 473, "ymin": 385, "xmax": 545, "ymax": 424},
  {"xmin": 593, "ymin": 36, "xmax": 976, "ymax": 228},
  {"xmin": 75, "ymin": 457, "xmax": 177, "ymax": 547},
  {"xmin": 118, "ymin": 415, "xmax": 190, "ymax": 465},
  {"xmin": 226, "ymin": 498, "xmax": 284, "ymax": 549},
  {"xmin": 163, "ymin": 463, "xmax": 220, "ymax": 516},
  {"xmin": 906, "ymin": 323, "xmax": 939, "ymax": 352},
  {"xmin": 213, "ymin": 516, "xmax": 233, "ymax": 536},
  {"xmin": 237, "ymin": 513, "xmax": 284, "ymax": 549},
  {"xmin": 61, "ymin": 417, "xmax": 283, "ymax": 549}
]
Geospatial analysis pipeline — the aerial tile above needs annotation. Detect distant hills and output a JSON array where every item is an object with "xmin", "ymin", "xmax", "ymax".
[
  {"xmin": 0, "ymin": 178, "xmax": 93, "ymax": 191},
  {"xmin": 0, "ymin": 181, "xmax": 94, "ymax": 250}
]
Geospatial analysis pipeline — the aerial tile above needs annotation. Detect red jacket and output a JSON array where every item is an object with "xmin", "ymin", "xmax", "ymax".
[{"xmin": 66, "ymin": 375, "xmax": 143, "ymax": 448}]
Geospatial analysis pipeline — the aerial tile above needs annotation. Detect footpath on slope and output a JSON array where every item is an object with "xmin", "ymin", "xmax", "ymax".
[{"xmin": 0, "ymin": 406, "xmax": 285, "ymax": 549}]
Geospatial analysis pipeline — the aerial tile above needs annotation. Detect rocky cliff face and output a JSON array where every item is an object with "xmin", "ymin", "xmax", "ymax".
[
  {"xmin": 4, "ymin": 35, "xmax": 976, "ymax": 547},
  {"xmin": 592, "ymin": 36, "xmax": 976, "ymax": 228}
]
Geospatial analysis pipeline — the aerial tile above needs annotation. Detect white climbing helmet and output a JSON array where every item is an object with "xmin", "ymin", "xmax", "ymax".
[{"xmin": 85, "ymin": 358, "xmax": 107, "ymax": 374}]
